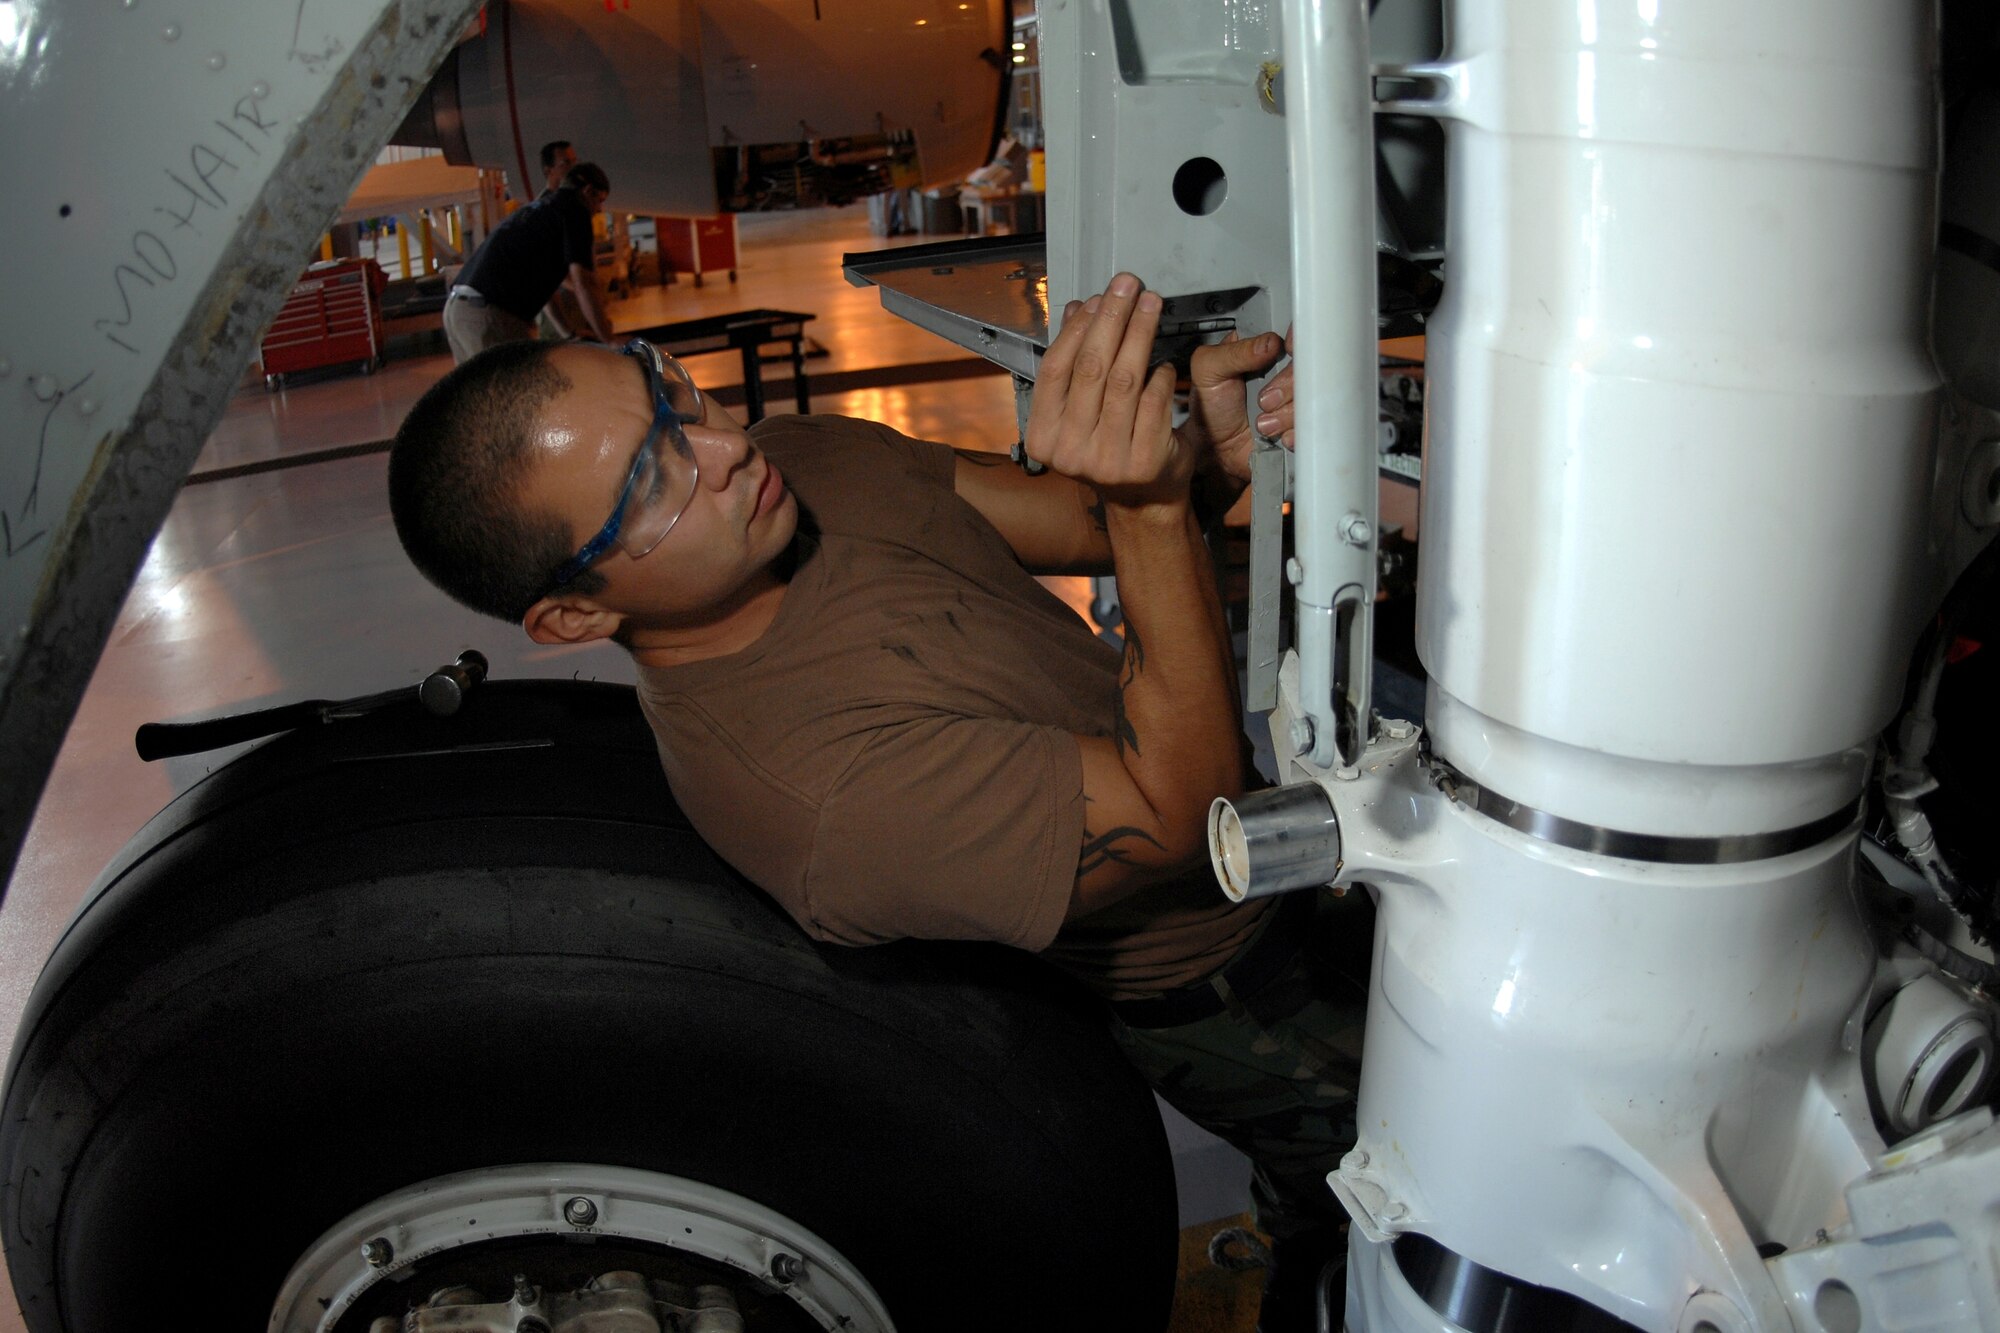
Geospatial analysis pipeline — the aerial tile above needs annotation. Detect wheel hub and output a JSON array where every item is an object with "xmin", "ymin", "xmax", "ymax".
[{"xmin": 268, "ymin": 1163, "xmax": 895, "ymax": 1332}]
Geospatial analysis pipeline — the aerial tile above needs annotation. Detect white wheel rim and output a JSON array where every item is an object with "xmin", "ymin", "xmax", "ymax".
[{"xmin": 267, "ymin": 1161, "xmax": 896, "ymax": 1332}]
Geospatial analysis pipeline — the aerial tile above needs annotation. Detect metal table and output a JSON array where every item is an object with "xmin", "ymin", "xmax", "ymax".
[{"xmin": 623, "ymin": 308, "xmax": 816, "ymax": 422}]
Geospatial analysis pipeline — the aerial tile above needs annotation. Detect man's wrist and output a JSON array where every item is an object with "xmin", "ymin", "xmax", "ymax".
[{"xmin": 1102, "ymin": 494, "xmax": 1200, "ymax": 539}]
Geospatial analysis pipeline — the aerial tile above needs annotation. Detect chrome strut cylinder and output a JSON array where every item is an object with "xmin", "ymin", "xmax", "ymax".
[{"xmin": 1209, "ymin": 784, "xmax": 1344, "ymax": 902}]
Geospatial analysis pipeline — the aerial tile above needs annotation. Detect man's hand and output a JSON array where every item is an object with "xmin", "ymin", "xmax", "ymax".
[
  {"xmin": 1182, "ymin": 329, "xmax": 1294, "ymax": 484},
  {"xmin": 1025, "ymin": 274, "xmax": 1187, "ymax": 510},
  {"xmin": 568, "ymin": 263, "xmax": 616, "ymax": 344}
]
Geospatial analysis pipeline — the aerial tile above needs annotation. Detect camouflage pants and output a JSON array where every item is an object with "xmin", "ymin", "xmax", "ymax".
[{"xmin": 1110, "ymin": 889, "xmax": 1373, "ymax": 1239}]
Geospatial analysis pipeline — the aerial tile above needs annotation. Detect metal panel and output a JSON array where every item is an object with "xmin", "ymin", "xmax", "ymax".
[{"xmin": 0, "ymin": 0, "xmax": 478, "ymax": 891}]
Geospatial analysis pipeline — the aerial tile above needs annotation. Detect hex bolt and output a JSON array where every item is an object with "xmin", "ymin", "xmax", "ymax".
[
  {"xmin": 770, "ymin": 1253, "xmax": 807, "ymax": 1284},
  {"xmin": 1343, "ymin": 1150, "xmax": 1370, "ymax": 1171},
  {"xmin": 1383, "ymin": 1201, "xmax": 1407, "ymax": 1223},
  {"xmin": 360, "ymin": 1237, "xmax": 394, "ymax": 1268},
  {"xmin": 1334, "ymin": 765, "xmax": 1360, "ymax": 781},
  {"xmin": 563, "ymin": 1196, "xmax": 598, "ymax": 1227},
  {"xmin": 1384, "ymin": 719, "xmax": 1414, "ymax": 740},
  {"xmin": 1289, "ymin": 715, "xmax": 1316, "ymax": 755},
  {"xmin": 512, "ymin": 1274, "xmax": 537, "ymax": 1305},
  {"xmin": 1340, "ymin": 511, "xmax": 1374, "ymax": 546}
]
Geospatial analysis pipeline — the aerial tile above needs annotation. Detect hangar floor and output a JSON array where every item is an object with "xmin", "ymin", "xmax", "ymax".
[{"xmin": 0, "ymin": 206, "xmax": 1270, "ymax": 1331}]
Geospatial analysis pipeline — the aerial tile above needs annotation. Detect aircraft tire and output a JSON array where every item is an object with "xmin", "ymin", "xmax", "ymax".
[{"xmin": 0, "ymin": 680, "xmax": 1178, "ymax": 1332}]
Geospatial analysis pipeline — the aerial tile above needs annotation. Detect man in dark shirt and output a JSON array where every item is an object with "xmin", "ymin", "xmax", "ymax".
[
  {"xmin": 534, "ymin": 141, "xmax": 590, "ymax": 339},
  {"xmin": 443, "ymin": 161, "xmax": 615, "ymax": 363},
  {"xmin": 538, "ymin": 139, "xmax": 577, "ymax": 199}
]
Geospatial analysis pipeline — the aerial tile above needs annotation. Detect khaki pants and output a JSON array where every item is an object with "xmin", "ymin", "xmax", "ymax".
[{"xmin": 443, "ymin": 293, "xmax": 537, "ymax": 364}]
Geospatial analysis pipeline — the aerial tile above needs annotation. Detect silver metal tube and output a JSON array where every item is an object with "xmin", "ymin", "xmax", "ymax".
[
  {"xmin": 1209, "ymin": 785, "xmax": 1344, "ymax": 902},
  {"xmin": 1279, "ymin": 0, "xmax": 1380, "ymax": 767}
]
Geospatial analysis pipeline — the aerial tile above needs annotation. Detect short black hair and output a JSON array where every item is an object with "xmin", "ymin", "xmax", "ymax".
[
  {"xmin": 561, "ymin": 161, "xmax": 610, "ymax": 194},
  {"xmin": 539, "ymin": 140, "xmax": 573, "ymax": 171},
  {"xmin": 389, "ymin": 341, "xmax": 605, "ymax": 624}
]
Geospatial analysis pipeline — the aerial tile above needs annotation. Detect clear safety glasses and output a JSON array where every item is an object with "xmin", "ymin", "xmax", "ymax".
[{"xmin": 549, "ymin": 338, "xmax": 704, "ymax": 588}]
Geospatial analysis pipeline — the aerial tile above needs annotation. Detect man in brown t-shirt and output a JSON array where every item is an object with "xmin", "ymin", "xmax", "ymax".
[{"xmin": 390, "ymin": 276, "xmax": 1363, "ymax": 1325}]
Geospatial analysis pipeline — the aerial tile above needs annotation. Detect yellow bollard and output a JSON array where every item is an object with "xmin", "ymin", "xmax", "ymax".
[
  {"xmin": 319, "ymin": 232, "xmax": 334, "ymax": 262},
  {"xmin": 396, "ymin": 217, "xmax": 413, "ymax": 281},
  {"xmin": 447, "ymin": 207, "xmax": 462, "ymax": 252},
  {"xmin": 419, "ymin": 210, "xmax": 436, "ymax": 274}
]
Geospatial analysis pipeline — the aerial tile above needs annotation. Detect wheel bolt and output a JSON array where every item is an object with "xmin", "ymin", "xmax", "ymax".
[
  {"xmin": 360, "ymin": 1236, "xmax": 394, "ymax": 1268},
  {"xmin": 771, "ymin": 1253, "xmax": 806, "ymax": 1284},
  {"xmin": 563, "ymin": 1196, "xmax": 598, "ymax": 1227}
]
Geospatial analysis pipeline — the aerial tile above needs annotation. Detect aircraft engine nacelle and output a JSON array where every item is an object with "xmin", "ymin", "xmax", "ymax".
[{"xmin": 395, "ymin": 0, "xmax": 1012, "ymax": 215}]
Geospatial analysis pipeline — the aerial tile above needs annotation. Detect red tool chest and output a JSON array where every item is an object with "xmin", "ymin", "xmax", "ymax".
[
  {"xmin": 258, "ymin": 258, "xmax": 387, "ymax": 387},
  {"xmin": 655, "ymin": 214, "xmax": 739, "ymax": 287}
]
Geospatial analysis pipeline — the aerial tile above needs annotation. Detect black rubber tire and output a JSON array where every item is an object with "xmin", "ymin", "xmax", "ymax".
[{"xmin": 2, "ymin": 681, "xmax": 1177, "ymax": 1332}]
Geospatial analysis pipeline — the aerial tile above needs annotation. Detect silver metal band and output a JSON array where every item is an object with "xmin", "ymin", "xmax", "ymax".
[{"xmin": 1434, "ymin": 762, "xmax": 1861, "ymax": 865}]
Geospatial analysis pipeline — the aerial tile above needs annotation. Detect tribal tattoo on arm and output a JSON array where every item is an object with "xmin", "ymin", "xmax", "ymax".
[
  {"xmin": 1086, "ymin": 494, "xmax": 1108, "ymax": 534},
  {"xmin": 1112, "ymin": 621, "xmax": 1146, "ymax": 757},
  {"xmin": 1079, "ymin": 824, "xmax": 1167, "ymax": 878}
]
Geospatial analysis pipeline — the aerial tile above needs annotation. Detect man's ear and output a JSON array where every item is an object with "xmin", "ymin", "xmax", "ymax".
[{"xmin": 522, "ymin": 593, "xmax": 624, "ymax": 647}]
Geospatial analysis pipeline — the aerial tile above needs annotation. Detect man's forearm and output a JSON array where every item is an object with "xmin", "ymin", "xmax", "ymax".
[
  {"xmin": 1103, "ymin": 498, "xmax": 1245, "ymax": 865},
  {"xmin": 572, "ymin": 274, "xmax": 614, "ymax": 342}
]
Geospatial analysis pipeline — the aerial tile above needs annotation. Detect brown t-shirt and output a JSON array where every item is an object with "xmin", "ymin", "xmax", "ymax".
[{"xmin": 635, "ymin": 414, "xmax": 1269, "ymax": 998}]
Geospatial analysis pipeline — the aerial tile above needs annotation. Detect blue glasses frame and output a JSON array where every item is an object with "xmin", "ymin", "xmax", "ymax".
[{"xmin": 548, "ymin": 339, "xmax": 703, "ymax": 590}]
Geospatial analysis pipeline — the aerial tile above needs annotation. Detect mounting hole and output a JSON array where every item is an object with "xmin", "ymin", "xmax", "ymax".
[
  {"xmin": 59, "ymin": 204, "xmax": 71, "ymax": 218},
  {"xmin": 1172, "ymin": 157, "xmax": 1227, "ymax": 216},
  {"xmin": 1922, "ymin": 1042, "xmax": 1986, "ymax": 1121},
  {"xmin": 1813, "ymin": 1280, "xmax": 1861, "ymax": 1333}
]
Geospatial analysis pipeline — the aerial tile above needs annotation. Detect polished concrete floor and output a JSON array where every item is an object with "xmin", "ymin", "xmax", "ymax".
[{"xmin": 0, "ymin": 206, "xmax": 1267, "ymax": 1332}]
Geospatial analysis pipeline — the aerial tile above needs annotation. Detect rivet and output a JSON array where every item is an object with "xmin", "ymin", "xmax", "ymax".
[
  {"xmin": 31, "ymin": 375, "xmax": 57, "ymax": 401},
  {"xmin": 161, "ymin": 22, "xmax": 180, "ymax": 41},
  {"xmin": 1284, "ymin": 556, "xmax": 1304, "ymax": 585},
  {"xmin": 78, "ymin": 397, "xmax": 99, "ymax": 416},
  {"xmin": 250, "ymin": 80, "xmax": 270, "ymax": 99},
  {"xmin": 206, "ymin": 52, "xmax": 226, "ymax": 71}
]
